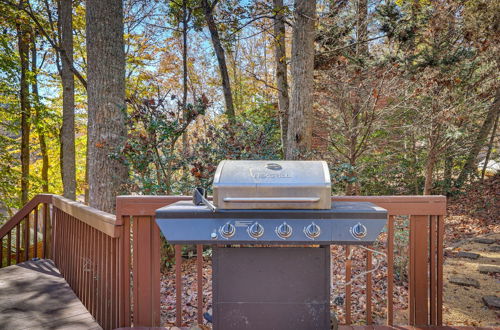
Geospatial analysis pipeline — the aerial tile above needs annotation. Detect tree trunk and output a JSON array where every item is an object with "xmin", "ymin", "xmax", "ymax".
[
  {"xmin": 181, "ymin": 0, "xmax": 189, "ymax": 155},
  {"xmin": 286, "ymin": 0, "xmax": 316, "ymax": 160},
  {"xmin": 481, "ymin": 110, "xmax": 499, "ymax": 182},
  {"xmin": 345, "ymin": 0, "xmax": 368, "ymax": 194},
  {"xmin": 17, "ymin": 14, "xmax": 30, "ymax": 205},
  {"xmin": 273, "ymin": 0, "xmax": 289, "ymax": 157},
  {"xmin": 86, "ymin": 0, "xmax": 128, "ymax": 213},
  {"xmin": 455, "ymin": 88, "xmax": 500, "ymax": 188},
  {"xmin": 443, "ymin": 154, "xmax": 453, "ymax": 195},
  {"xmin": 410, "ymin": 135, "xmax": 419, "ymax": 194},
  {"xmin": 59, "ymin": 0, "xmax": 76, "ymax": 200},
  {"xmin": 424, "ymin": 148, "xmax": 437, "ymax": 195},
  {"xmin": 356, "ymin": 0, "xmax": 368, "ymax": 56},
  {"xmin": 202, "ymin": 0, "xmax": 235, "ymax": 120},
  {"xmin": 31, "ymin": 36, "xmax": 49, "ymax": 193}
]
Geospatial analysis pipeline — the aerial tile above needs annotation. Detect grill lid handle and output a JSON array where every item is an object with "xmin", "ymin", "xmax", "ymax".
[
  {"xmin": 222, "ymin": 197, "xmax": 321, "ymax": 203},
  {"xmin": 193, "ymin": 188, "xmax": 217, "ymax": 212}
]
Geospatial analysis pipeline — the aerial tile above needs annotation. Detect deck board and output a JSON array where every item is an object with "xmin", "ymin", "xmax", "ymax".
[{"xmin": 0, "ymin": 259, "xmax": 101, "ymax": 330}]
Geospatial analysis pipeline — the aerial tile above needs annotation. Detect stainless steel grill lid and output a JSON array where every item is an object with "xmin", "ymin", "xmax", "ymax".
[{"xmin": 212, "ymin": 160, "xmax": 331, "ymax": 209}]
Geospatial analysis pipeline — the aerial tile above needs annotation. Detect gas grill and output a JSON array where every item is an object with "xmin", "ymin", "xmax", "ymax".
[{"xmin": 156, "ymin": 160, "xmax": 387, "ymax": 330}]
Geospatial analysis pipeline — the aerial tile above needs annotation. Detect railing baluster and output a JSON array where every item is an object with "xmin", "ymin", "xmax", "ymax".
[
  {"xmin": 0, "ymin": 236, "xmax": 3, "ymax": 267},
  {"xmin": 59, "ymin": 211, "xmax": 64, "ymax": 274},
  {"xmin": 175, "ymin": 244, "xmax": 183, "ymax": 327},
  {"xmin": 24, "ymin": 215, "xmax": 30, "ymax": 261},
  {"xmin": 33, "ymin": 206, "xmax": 38, "ymax": 259},
  {"xmin": 72, "ymin": 216, "xmax": 77, "ymax": 289},
  {"xmin": 83, "ymin": 219, "xmax": 89, "ymax": 310},
  {"xmin": 66, "ymin": 214, "xmax": 71, "ymax": 283},
  {"xmin": 75, "ymin": 219, "xmax": 81, "ymax": 298},
  {"xmin": 91, "ymin": 227, "xmax": 96, "ymax": 318},
  {"xmin": 61, "ymin": 212, "xmax": 66, "ymax": 275},
  {"xmin": 113, "ymin": 236, "xmax": 119, "ymax": 329},
  {"xmin": 103, "ymin": 235, "xmax": 111, "ymax": 329},
  {"xmin": 16, "ymin": 224, "xmax": 20, "ymax": 264},
  {"xmin": 7, "ymin": 231, "xmax": 11, "ymax": 266},
  {"xmin": 387, "ymin": 215, "xmax": 395, "ymax": 325},
  {"xmin": 345, "ymin": 245, "xmax": 351, "ymax": 324},
  {"xmin": 366, "ymin": 248, "xmax": 373, "ymax": 324},
  {"xmin": 121, "ymin": 215, "xmax": 131, "ymax": 327},
  {"xmin": 94, "ymin": 229, "xmax": 99, "ymax": 324},
  {"xmin": 99, "ymin": 231, "xmax": 105, "ymax": 325},
  {"xmin": 51, "ymin": 206, "xmax": 57, "ymax": 262},
  {"xmin": 197, "ymin": 244, "xmax": 204, "ymax": 325},
  {"xmin": 437, "ymin": 215, "xmax": 444, "ymax": 326},
  {"xmin": 409, "ymin": 215, "xmax": 415, "ymax": 325},
  {"xmin": 430, "ymin": 215, "xmax": 437, "ymax": 325},
  {"xmin": 42, "ymin": 203, "xmax": 48, "ymax": 259}
]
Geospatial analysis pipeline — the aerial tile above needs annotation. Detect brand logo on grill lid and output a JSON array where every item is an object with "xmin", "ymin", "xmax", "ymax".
[
  {"xmin": 250, "ymin": 163, "xmax": 292, "ymax": 179},
  {"xmin": 265, "ymin": 163, "xmax": 282, "ymax": 170}
]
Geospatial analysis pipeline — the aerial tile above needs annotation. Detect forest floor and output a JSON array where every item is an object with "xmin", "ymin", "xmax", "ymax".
[
  {"xmin": 442, "ymin": 173, "xmax": 499, "ymax": 327},
  {"xmin": 159, "ymin": 174, "xmax": 500, "ymax": 328}
]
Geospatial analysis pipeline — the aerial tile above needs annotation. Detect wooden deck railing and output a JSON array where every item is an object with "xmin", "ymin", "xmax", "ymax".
[
  {"xmin": 115, "ymin": 195, "xmax": 446, "ymax": 327},
  {"xmin": 0, "ymin": 194, "xmax": 446, "ymax": 329},
  {"xmin": 0, "ymin": 194, "xmax": 122, "ymax": 330},
  {"xmin": 0, "ymin": 194, "xmax": 53, "ymax": 266}
]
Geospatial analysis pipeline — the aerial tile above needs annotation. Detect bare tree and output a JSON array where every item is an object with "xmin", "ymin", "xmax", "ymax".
[
  {"xmin": 480, "ymin": 110, "xmax": 499, "ymax": 182},
  {"xmin": 286, "ymin": 0, "xmax": 316, "ymax": 159},
  {"xmin": 273, "ymin": 0, "xmax": 289, "ymax": 156},
  {"xmin": 201, "ymin": 0, "xmax": 235, "ymax": 121},
  {"xmin": 31, "ymin": 35, "xmax": 49, "ymax": 193},
  {"xmin": 17, "ymin": 0, "xmax": 30, "ymax": 204},
  {"xmin": 456, "ymin": 88, "xmax": 500, "ymax": 187},
  {"xmin": 86, "ymin": 0, "xmax": 128, "ymax": 213},
  {"xmin": 58, "ymin": 0, "xmax": 76, "ymax": 200}
]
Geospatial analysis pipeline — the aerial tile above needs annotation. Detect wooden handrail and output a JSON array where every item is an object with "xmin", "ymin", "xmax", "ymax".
[
  {"xmin": 0, "ymin": 194, "xmax": 121, "ymax": 239},
  {"xmin": 332, "ymin": 195, "xmax": 447, "ymax": 215},
  {"xmin": 52, "ymin": 195, "xmax": 121, "ymax": 237},
  {"xmin": 0, "ymin": 194, "xmax": 51, "ymax": 238}
]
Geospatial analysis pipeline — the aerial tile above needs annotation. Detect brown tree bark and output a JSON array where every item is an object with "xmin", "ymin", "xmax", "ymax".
[
  {"xmin": 201, "ymin": 0, "xmax": 235, "ymax": 121},
  {"xmin": 86, "ymin": 0, "xmax": 128, "ymax": 213},
  {"xmin": 286, "ymin": 0, "xmax": 316, "ymax": 160},
  {"xmin": 455, "ymin": 88, "xmax": 500, "ymax": 188},
  {"xmin": 17, "ymin": 6, "xmax": 30, "ymax": 205},
  {"xmin": 31, "ymin": 36, "xmax": 49, "ymax": 193},
  {"xmin": 346, "ymin": 0, "xmax": 369, "ymax": 195},
  {"xmin": 443, "ymin": 154, "xmax": 453, "ymax": 194},
  {"xmin": 481, "ymin": 110, "xmax": 499, "ymax": 182},
  {"xmin": 58, "ymin": 0, "xmax": 76, "ymax": 200},
  {"xmin": 424, "ymin": 147, "xmax": 437, "ymax": 195},
  {"xmin": 181, "ymin": 0, "xmax": 190, "ymax": 155},
  {"xmin": 273, "ymin": 0, "xmax": 290, "ymax": 157},
  {"xmin": 356, "ymin": 0, "xmax": 368, "ymax": 56}
]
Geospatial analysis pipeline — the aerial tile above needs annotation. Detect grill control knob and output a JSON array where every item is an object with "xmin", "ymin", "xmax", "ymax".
[
  {"xmin": 276, "ymin": 222, "xmax": 292, "ymax": 239},
  {"xmin": 220, "ymin": 223, "xmax": 235, "ymax": 238},
  {"xmin": 351, "ymin": 223, "xmax": 367, "ymax": 239},
  {"xmin": 305, "ymin": 222, "xmax": 321, "ymax": 239},
  {"xmin": 248, "ymin": 222, "xmax": 264, "ymax": 239}
]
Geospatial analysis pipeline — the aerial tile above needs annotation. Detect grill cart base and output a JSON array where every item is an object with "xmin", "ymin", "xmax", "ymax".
[{"xmin": 213, "ymin": 246, "xmax": 331, "ymax": 330}]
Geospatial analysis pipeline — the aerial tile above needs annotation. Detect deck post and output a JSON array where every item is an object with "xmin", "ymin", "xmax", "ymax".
[{"xmin": 132, "ymin": 215, "xmax": 161, "ymax": 326}]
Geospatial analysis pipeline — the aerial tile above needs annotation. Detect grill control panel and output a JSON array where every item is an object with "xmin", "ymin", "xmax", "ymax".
[{"xmin": 156, "ymin": 201, "xmax": 387, "ymax": 245}]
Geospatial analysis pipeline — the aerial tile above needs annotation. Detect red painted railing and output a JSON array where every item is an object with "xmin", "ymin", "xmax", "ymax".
[{"xmin": 0, "ymin": 194, "xmax": 446, "ymax": 329}]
